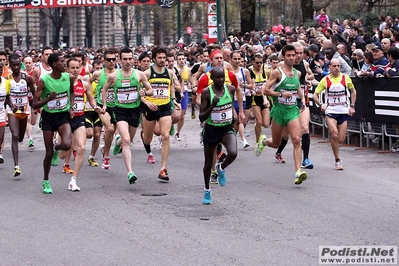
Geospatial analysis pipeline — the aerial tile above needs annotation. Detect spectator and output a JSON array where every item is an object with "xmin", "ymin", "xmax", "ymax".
[
  {"xmin": 307, "ymin": 43, "xmax": 325, "ymax": 73},
  {"xmin": 326, "ymin": 46, "xmax": 352, "ymax": 75},
  {"xmin": 386, "ymin": 47, "xmax": 399, "ymax": 77},
  {"xmin": 349, "ymin": 26, "xmax": 366, "ymax": 46},
  {"xmin": 355, "ymin": 51, "xmax": 373, "ymax": 77},
  {"xmin": 313, "ymin": 8, "xmax": 330, "ymax": 28},
  {"xmin": 351, "ymin": 48, "xmax": 364, "ymax": 71},
  {"xmin": 379, "ymin": 14, "xmax": 387, "ymax": 32},
  {"xmin": 381, "ymin": 38, "xmax": 392, "ymax": 57},
  {"xmin": 382, "ymin": 29, "xmax": 393, "ymax": 39},
  {"xmin": 337, "ymin": 44, "xmax": 352, "ymax": 67},
  {"xmin": 369, "ymin": 42, "xmax": 390, "ymax": 77}
]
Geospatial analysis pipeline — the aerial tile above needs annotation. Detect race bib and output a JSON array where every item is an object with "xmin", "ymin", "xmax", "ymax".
[
  {"xmin": 47, "ymin": 93, "xmax": 68, "ymax": 110},
  {"xmin": 278, "ymin": 89, "xmax": 297, "ymax": 106},
  {"xmin": 152, "ymin": 84, "xmax": 169, "ymax": 99},
  {"xmin": 117, "ymin": 91, "xmax": 138, "ymax": 103},
  {"xmin": 211, "ymin": 105, "xmax": 233, "ymax": 124}
]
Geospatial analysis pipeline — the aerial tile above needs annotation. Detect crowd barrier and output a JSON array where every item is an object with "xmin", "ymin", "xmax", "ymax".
[{"xmin": 308, "ymin": 76, "xmax": 399, "ymax": 151}]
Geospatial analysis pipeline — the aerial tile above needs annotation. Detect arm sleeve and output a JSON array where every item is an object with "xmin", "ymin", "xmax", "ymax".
[{"xmin": 315, "ymin": 77, "xmax": 327, "ymax": 94}]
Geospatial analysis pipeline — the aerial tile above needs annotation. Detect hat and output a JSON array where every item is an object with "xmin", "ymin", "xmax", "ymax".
[
  {"xmin": 372, "ymin": 42, "xmax": 383, "ymax": 51},
  {"xmin": 308, "ymin": 44, "xmax": 319, "ymax": 53}
]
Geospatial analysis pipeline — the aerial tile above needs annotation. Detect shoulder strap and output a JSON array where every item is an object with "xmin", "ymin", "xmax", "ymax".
[{"xmin": 326, "ymin": 76, "xmax": 332, "ymax": 90}]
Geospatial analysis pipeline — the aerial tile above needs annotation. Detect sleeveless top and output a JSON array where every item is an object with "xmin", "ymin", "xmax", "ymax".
[
  {"xmin": 0, "ymin": 77, "xmax": 11, "ymax": 122},
  {"xmin": 96, "ymin": 69, "xmax": 116, "ymax": 107},
  {"xmin": 146, "ymin": 66, "xmax": 171, "ymax": 106},
  {"xmin": 271, "ymin": 67, "xmax": 300, "ymax": 108},
  {"xmin": 73, "ymin": 79, "xmax": 85, "ymax": 117},
  {"xmin": 41, "ymin": 73, "xmax": 71, "ymax": 113},
  {"xmin": 207, "ymin": 84, "xmax": 233, "ymax": 127},
  {"xmin": 114, "ymin": 69, "xmax": 141, "ymax": 109},
  {"xmin": 8, "ymin": 72, "xmax": 29, "ymax": 114}
]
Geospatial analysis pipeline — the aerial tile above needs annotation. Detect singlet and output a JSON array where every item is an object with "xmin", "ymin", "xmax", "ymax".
[
  {"xmin": 96, "ymin": 69, "xmax": 116, "ymax": 108},
  {"xmin": 293, "ymin": 60, "xmax": 309, "ymax": 105},
  {"xmin": 114, "ymin": 69, "xmax": 141, "ymax": 109},
  {"xmin": 37, "ymin": 63, "xmax": 52, "ymax": 84},
  {"xmin": 8, "ymin": 72, "xmax": 30, "ymax": 115},
  {"xmin": 180, "ymin": 66, "xmax": 190, "ymax": 92},
  {"xmin": 232, "ymin": 67, "xmax": 247, "ymax": 101},
  {"xmin": 0, "ymin": 77, "xmax": 11, "ymax": 123},
  {"xmin": 271, "ymin": 67, "xmax": 300, "ymax": 108},
  {"xmin": 206, "ymin": 84, "xmax": 233, "ymax": 127},
  {"xmin": 324, "ymin": 74, "xmax": 350, "ymax": 115},
  {"xmin": 146, "ymin": 66, "xmax": 171, "ymax": 106},
  {"xmin": 73, "ymin": 79, "xmax": 85, "ymax": 117},
  {"xmin": 205, "ymin": 69, "xmax": 232, "ymax": 86},
  {"xmin": 85, "ymin": 76, "xmax": 97, "ymax": 112},
  {"xmin": 41, "ymin": 73, "xmax": 71, "ymax": 113},
  {"xmin": 249, "ymin": 66, "xmax": 267, "ymax": 95}
]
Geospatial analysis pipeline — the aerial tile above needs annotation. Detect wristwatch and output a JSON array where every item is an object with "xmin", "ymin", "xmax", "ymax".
[
  {"xmin": 350, "ymin": 104, "xmax": 355, "ymax": 108},
  {"xmin": 278, "ymin": 92, "xmax": 283, "ymax": 97}
]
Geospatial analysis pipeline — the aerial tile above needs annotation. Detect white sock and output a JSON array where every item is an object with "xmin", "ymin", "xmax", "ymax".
[{"xmin": 204, "ymin": 188, "xmax": 211, "ymax": 192}]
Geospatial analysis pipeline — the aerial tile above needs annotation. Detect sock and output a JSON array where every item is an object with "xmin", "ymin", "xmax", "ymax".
[
  {"xmin": 144, "ymin": 144, "xmax": 151, "ymax": 154},
  {"xmin": 14, "ymin": 165, "xmax": 19, "ymax": 169},
  {"xmin": 204, "ymin": 188, "xmax": 211, "ymax": 192},
  {"xmin": 148, "ymin": 152, "xmax": 153, "ymax": 156},
  {"xmin": 276, "ymin": 138, "xmax": 288, "ymax": 154},
  {"xmin": 302, "ymin": 133, "xmax": 310, "ymax": 159},
  {"xmin": 218, "ymin": 163, "xmax": 224, "ymax": 171},
  {"xmin": 71, "ymin": 176, "xmax": 76, "ymax": 180},
  {"xmin": 89, "ymin": 155, "xmax": 94, "ymax": 159}
]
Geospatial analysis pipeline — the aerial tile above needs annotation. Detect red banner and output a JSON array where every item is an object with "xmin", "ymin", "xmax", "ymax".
[{"xmin": 0, "ymin": 0, "xmax": 206, "ymax": 9}]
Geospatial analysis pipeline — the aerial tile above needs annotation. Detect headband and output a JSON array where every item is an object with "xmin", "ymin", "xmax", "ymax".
[{"xmin": 210, "ymin": 49, "xmax": 222, "ymax": 60}]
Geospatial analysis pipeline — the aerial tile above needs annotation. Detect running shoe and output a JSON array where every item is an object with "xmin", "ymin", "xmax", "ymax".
[
  {"xmin": 175, "ymin": 133, "xmax": 181, "ymax": 141},
  {"xmin": 158, "ymin": 168, "xmax": 169, "ymax": 181},
  {"xmin": 244, "ymin": 131, "xmax": 250, "ymax": 137},
  {"xmin": 191, "ymin": 111, "xmax": 196, "ymax": 119},
  {"xmin": 68, "ymin": 177, "xmax": 80, "ymax": 191},
  {"xmin": 102, "ymin": 157, "xmax": 110, "ymax": 170},
  {"xmin": 202, "ymin": 190, "xmax": 212, "ymax": 205},
  {"xmin": 73, "ymin": 150, "xmax": 77, "ymax": 161},
  {"xmin": 51, "ymin": 150, "xmax": 59, "ymax": 166},
  {"xmin": 0, "ymin": 155, "xmax": 4, "ymax": 164},
  {"xmin": 242, "ymin": 139, "xmax": 250, "ymax": 149},
  {"xmin": 301, "ymin": 158, "xmax": 314, "ymax": 169},
  {"xmin": 112, "ymin": 134, "xmax": 121, "ymax": 155},
  {"xmin": 88, "ymin": 157, "xmax": 99, "ymax": 167},
  {"xmin": 14, "ymin": 166, "xmax": 21, "ymax": 177},
  {"xmin": 210, "ymin": 171, "xmax": 219, "ymax": 184},
  {"xmin": 216, "ymin": 163, "xmax": 226, "ymax": 186},
  {"xmin": 147, "ymin": 154, "xmax": 155, "ymax": 164},
  {"xmin": 128, "ymin": 172, "xmax": 137, "ymax": 184},
  {"xmin": 42, "ymin": 180, "xmax": 53, "ymax": 194},
  {"xmin": 28, "ymin": 139, "xmax": 34, "ymax": 148},
  {"xmin": 63, "ymin": 164, "xmax": 73, "ymax": 174},
  {"xmin": 294, "ymin": 170, "xmax": 307, "ymax": 185},
  {"xmin": 255, "ymin": 135, "xmax": 267, "ymax": 156},
  {"xmin": 170, "ymin": 126, "xmax": 175, "ymax": 136},
  {"xmin": 274, "ymin": 153, "xmax": 286, "ymax": 164},
  {"xmin": 334, "ymin": 160, "xmax": 344, "ymax": 171}
]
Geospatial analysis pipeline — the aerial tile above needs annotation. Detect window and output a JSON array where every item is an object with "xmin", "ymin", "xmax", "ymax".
[{"xmin": 3, "ymin": 10, "xmax": 13, "ymax": 22}]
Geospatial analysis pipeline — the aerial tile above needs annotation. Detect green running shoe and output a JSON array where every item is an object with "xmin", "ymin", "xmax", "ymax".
[
  {"xmin": 112, "ymin": 134, "xmax": 122, "ymax": 155},
  {"xmin": 42, "ymin": 180, "xmax": 53, "ymax": 194},
  {"xmin": 170, "ymin": 125, "xmax": 175, "ymax": 136},
  {"xmin": 294, "ymin": 170, "xmax": 307, "ymax": 185},
  {"xmin": 51, "ymin": 150, "xmax": 59, "ymax": 166},
  {"xmin": 128, "ymin": 172, "xmax": 137, "ymax": 184},
  {"xmin": 28, "ymin": 139, "xmax": 34, "ymax": 148},
  {"xmin": 255, "ymin": 135, "xmax": 267, "ymax": 156}
]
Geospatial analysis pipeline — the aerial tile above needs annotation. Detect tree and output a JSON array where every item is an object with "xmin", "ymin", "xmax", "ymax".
[
  {"xmin": 115, "ymin": 6, "xmax": 136, "ymax": 47},
  {"xmin": 42, "ymin": 8, "xmax": 68, "ymax": 48},
  {"xmin": 85, "ymin": 7, "xmax": 96, "ymax": 47}
]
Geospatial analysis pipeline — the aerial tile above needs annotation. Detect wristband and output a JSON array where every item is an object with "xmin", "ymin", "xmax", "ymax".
[{"xmin": 350, "ymin": 105, "xmax": 355, "ymax": 108}]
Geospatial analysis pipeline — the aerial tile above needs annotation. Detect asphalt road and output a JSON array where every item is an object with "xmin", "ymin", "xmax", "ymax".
[{"xmin": 0, "ymin": 116, "xmax": 398, "ymax": 266}]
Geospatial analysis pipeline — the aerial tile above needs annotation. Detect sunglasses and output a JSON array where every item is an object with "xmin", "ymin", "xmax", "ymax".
[
  {"xmin": 105, "ymin": 58, "xmax": 116, "ymax": 62},
  {"xmin": 254, "ymin": 62, "xmax": 263, "ymax": 64}
]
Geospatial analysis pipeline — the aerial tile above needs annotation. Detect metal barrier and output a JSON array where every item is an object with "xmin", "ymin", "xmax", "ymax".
[
  {"xmin": 310, "ymin": 113, "xmax": 327, "ymax": 139},
  {"xmin": 361, "ymin": 122, "xmax": 385, "ymax": 150},
  {"xmin": 383, "ymin": 124, "xmax": 399, "ymax": 150}
]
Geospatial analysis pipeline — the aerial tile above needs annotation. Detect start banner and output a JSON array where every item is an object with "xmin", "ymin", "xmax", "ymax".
[{"xmin": 0, "ymin": 0, "xmax": 206, "ymax": 9}]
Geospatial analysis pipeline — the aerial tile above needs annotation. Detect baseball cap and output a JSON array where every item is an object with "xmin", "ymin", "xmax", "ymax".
[{"xmin": 372, "ymin": 42, "xmax": 383, "ymax": 51}]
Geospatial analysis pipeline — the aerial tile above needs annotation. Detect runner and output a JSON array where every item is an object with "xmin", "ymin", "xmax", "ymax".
[
  {"xmin": 23, "ymin": 56, "xmax": 36, "ymax": 148},
  {"xmin": 59, "ymin": 57, "xmax": 99, "ymax": 191},
  {"xmin": 6, "ymin": 54, "xmax": 35, "ymax": 176},
  {"xmin": 142, "ymin": 46, "xmax": 177, "ymax": 181},
  {"xmin": 199, "ymin": 67, "xmax": 237, "ymax": 204},
  {"xmin": 249, "ymin": 53, "xmax": 271, "ymax": 144},
  {"xmin": 33, "ymin": 53, "xmax": 74, "ymax": 194},
  {"xmin": 85, "ymin": 59, "xmax": 103, "ymax": 167},
  {"xmin": 101, "ymin": 47, "xmax": 153, "ymax": 184},
  {"xmin": 313, "ymin": 58, "xmax": 357, "ymax": 170},
  {"xmin": 255, "ymin": 45, "xmax": 308, "ymax": 185},
  {"xmin": 274, "ymin": 42, "xmax": 315, "ymax": 168},
  {"xmin": 89, "ymin": 50, "xmax": 117, "ymax": 170},
  {"xmin": 230, "ymin": 51, "xmax": 254, "ymax": 149},
  {"xmin": 0, "ymin": 61, "xmax": 11, "ymax": 164},
  {"xmin": 175, "ymin": 52, "xmax": 193, "ymax": 141}
]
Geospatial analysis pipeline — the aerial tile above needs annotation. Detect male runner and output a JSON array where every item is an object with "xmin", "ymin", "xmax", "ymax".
[
  {"xmin": 85, "ymin": 59, "xmax": 103, "ymax": 167},
  {"xmin": 7, "ymin": 54, "xmax": 35, "ymax": 176},
  {"xmin": 313, "ymin": 58, "xmax": 357, "ymax": 170},
  {"xmin": 60, "ymin": 57, "xmax": 99, "ymax": 191},
  {"xmin": 142, "ymin": 46, "xmax": 177, "ymax": 181},
  {"xmin": 89, "ymin": 50, "xmax": 117, "ymax": 169},
  {"xmin": 255, "ymin": 45, "xmax": 308, "ymax": 185},
  {"xmin": 274, "ymin": 42, "xmax": 315, "ymax": 167},
  {"xmin": 102, "ymin": 47, "xmax": 153, "ymax": 184},
  {"xmin": 33, "ymin": 53, "xmax": 74, "ymax": 194},
  {"xmin": 199, "ymin": 67, "xmax": 237, "ymax": 204},
  {"xmin": 0, "ymin": 61, "xmax": 11, "ymax": 164}
]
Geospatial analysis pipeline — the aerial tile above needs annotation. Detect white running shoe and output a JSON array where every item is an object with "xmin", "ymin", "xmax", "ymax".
[
  {"xmin": 242, "ymin": 139, "xmax": 250, "ymax": 149},
  {"xmin": 68, "ymin": 177, "xmax": 80, "ymax": 191}
]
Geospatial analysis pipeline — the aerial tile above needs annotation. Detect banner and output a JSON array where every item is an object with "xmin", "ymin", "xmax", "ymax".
[
  {"xmin": 207, "ymin": 0, "xmax": 217, "ymax": 44},
  {"xmin": 309, "ymin": 76, "xmax": 399, "ymax": 125},
  {"xmin": 0, "ymin": 0, "xmax": 206, "ymax": 9}
]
